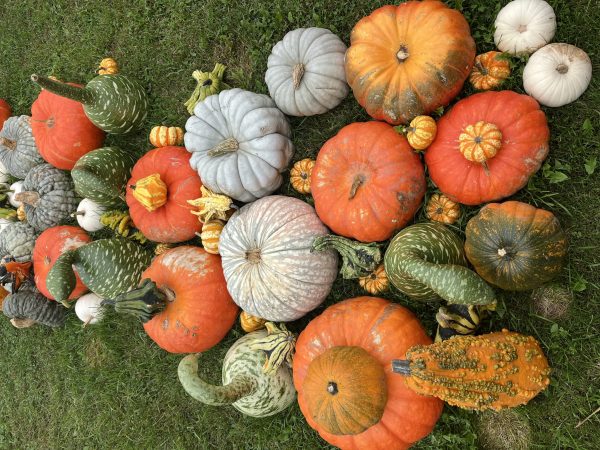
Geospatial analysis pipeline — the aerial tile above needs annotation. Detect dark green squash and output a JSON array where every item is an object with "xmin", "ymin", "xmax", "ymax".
[
  {"xmin": 465, "ymin": 201, "xmax": 567, "ymax": 291},
  {"xmin": 2, "ymin": 281, "xmax": 66, "ymax": 327}
]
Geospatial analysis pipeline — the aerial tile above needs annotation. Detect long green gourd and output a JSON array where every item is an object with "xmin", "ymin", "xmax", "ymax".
[
  {"xmin": 384, "ymin": 222, "xmax": 495, "ymax": 305},
  {"xmin": 71, "ymin": 147, "xmax": 136, "ymax": 207},
  {"xmin": 46, "ymin": 238, "xmax": 152, "ymax": 307},
  {"xmin": 30, "ymin": 74, "xmax": 148, "ymax": 134}
]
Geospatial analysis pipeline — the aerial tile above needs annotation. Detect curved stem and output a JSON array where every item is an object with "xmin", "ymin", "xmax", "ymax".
[
  {"xmin": 31, "ymin": 75, "xmax": 95, "ymax": 105},
  {"xmin": 0, "ymin": 137, "xmax": 16, "ymax": 150},
  {"xmin": 312, "ymin": 235, "xmax": 381, "ymax": 279},
  {"xmin": 178, "ymin": 353, "xmax": 257, "ymax": 405},
  {"xmin": 207, "ymin": 138, "xmax": 239, "ymax": 157},
  {"xmin": 348, "ymin": 174, "xmax": 365, "ymax": 199},
  {"xmin": 14, "ymin": 191, "xmax": 40, "ymax": 207},
  {"xmin": 105, "ymin": 278, "xmax": 168, "ymax": 323}
]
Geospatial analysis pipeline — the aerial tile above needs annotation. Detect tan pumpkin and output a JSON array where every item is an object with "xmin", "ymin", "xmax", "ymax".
[
  {"xmin": 149, "ymin": 126, "xmax": 184, "ymax": 147},
  {"xmin": 200, "ymin": 219, "xmax": 224, "ymax": 255},
  {"xmin": 290, "ymin": 158, "xmax": 315, "ymax": 194},
  {"xmin": 239, "ymin": 311, "xmax": 267, "ymax": 333},
  {"xmin": 358, "ymin": 264, "xmax": 388, "ymax": 294},
  {"xmin": 470, "ymin": 51, "xmax": 511, "ymax": 90},
  {"xmin": 97, "ymin": 57, "xmax": 119, "ymax": 75},
  {"xmin": 405, "ymin": 116, "xmax": 437, "ymax": 151},
  {"xmin": 426, "ymin": 194, "xmax": 461, "ymax": 224}
]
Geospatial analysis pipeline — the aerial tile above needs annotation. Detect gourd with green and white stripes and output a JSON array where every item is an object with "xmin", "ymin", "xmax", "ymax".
[
  {"xmin": 71, "ymin": 147, "xmax": 136, "ymax": 207},
  {"xmin": 46, "ymin": 238, "xmax": 152, "ymax": 306},
  {"xmin": 30, "ymin": 74, "xmax": 148, "ymax": 134},
  {"xmin": 384, "ymin": 222, "xmax": 495, "ymax": 305}
]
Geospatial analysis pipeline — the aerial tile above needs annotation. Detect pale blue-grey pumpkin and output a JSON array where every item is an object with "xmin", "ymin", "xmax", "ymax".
[
  {"xmin": 0, "ymin": 115, "xmax": 44, "ymax": 178},
  {"xmin": 0, "ymin": 222, "xmax": 39, "ymax": 262}
]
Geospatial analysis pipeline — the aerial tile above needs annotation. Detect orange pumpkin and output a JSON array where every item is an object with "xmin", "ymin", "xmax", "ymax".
[
  {"xmin": 149, "ymin": 126, "xmax": 184, "ymax": 147},
  {"xmin": 312, "ymin": 122, "xmax": 425, "ymax": 242},
  {"xmin": 470, "ymin": 51, "xmax": 511, "ymax": 90},
  {"xmin": 0, "ymin": 99, "xmax": 11, "ymax": 130},
  {"xmin": 126, "ymin": 146, "xmax": 202, "ymax": 243},
  {"xmin": 426, "ymin": 193, "xmax": 461, "ymax": 224},
  {"xmin": 345, "ymin": 1, "xmax": 475, "ymax": 124},
  {"xmin": 113, "ymin": 246, "xmax": 238, "ymax": 353},
  {"xmin": 290, "ymin": 158, "xmax": 315, "ymax": 194},
  {"xmin": 294, "ymin": 297, "xmax": 443, "ymax": 449},
  {"xmin": 425, "ymin": 91, "xmax": 549, "ymax": 205},
  {"xmin": 30, "ymin": 86, "xmax": 105, "ymax": 170},
  {"xmin": 33, "ymin": 225, "xmax": 91, "ymax": 300}
]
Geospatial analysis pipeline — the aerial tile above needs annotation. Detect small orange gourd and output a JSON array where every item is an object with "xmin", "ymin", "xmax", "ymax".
[
  {"xmin": 358, "ymin": 264, "xmax": 388, "ymax": 294},
  {"xmin": 239, "ymin": 311, "xmax": 267, "ymax": 332},
  {"xmin": 470, "ymin": 51, "xmax": 511, "ymax": 90},
  {"xmin": 290, "ymin": 158, "xmax": 315, "ymax": 194},
  {"xmin": 130, "ymin": 173, "xmax": 168, "ymax": 212},
  {"xmin": 426, "ymin": 194, "xmax": 461, "ymax": 224},
  {"xmin": 200, "ymin": 219, "xmax": 224, "ymax": 255},
  {"xmin": 404, "ymin": 116, "xmax": 437, "ymax": 151},
  {"xmin": 149, "ymin": 126, "xmax": 184, "ymax": 147}
]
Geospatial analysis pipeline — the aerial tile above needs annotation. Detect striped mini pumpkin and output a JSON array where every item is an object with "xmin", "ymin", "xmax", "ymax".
[
  {"xmin": 200, "ymin": 220, "xmax": 224, "ymax": 255},
  {"xmin": 149, "ymin": 126, "xmax": 184, "ymax": 147}
]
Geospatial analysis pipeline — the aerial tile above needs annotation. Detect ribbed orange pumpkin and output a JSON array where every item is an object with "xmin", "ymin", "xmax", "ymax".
[
  {"xmin": 30, "ymin": 86, "xmax": 105, "ymax": 170},
  {"xmin": 294, "ymin": 297, "xmax": 443, "ymax": 450},
  {"xmin": 345, "ymin": 1, "xmax": 475, "ymax": 124},
  {"xmin": 200, "ymin": 219, "xmax": 224, "ymax": 255},
  {"xmin": 126, "ymin": 146, "xmax": 202, "ymax": 243},
  {"xmin": 149, "ymin": 126, "xmax": 184, "ymax": 147},
  {"xmin": 425, "ymin": 91, "xmax": 549, "ymax": 205},
  {"xmin": 0, "ymin": 99, "xmax": 11, "ymax": 130},
  {"xmin": 33, "ymin": 225, "xmax": 91, "ymax": 300},
  {"xmin": 470, "ymin": 51, "xmax": 511, "ymax": 90},
  {"xmin": 312, "ymin": 122, "xmax": 425, "ymax": 242}
]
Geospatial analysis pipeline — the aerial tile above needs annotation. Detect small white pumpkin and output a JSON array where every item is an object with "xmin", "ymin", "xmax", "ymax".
[
  {"xmin": 184, "ymin": 89, "xmax": 294, "ymax": 202},
  {"xmin": 523, "ymin": 43, "xmax": 592, "ymax": 107},
  {"xmin": 494, "ymin": 0, "xmax": 556, "ymax": 55},
  {"xmin": 75, "ymin": 198, "xmax": 106, "ymax": 232},
  {"xmin": 265, "ymin": 28, "xmax": 349, "ymax": 117},
  {"xmin": 0, "ymin": 161, "xmax": 9, "ymax": 184},
  {"xmin": 75, "ymin": 292, "xmax": 105, "ymax": 325},
  {"xmin": 7, "ymin": 181, "xmax": 24, "ymax": 208}
]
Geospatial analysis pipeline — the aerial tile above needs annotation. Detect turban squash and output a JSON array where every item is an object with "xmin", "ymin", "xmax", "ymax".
[
  {"xmin": 425, "ymin": 91, "xmax": 549, "ymax": 205},
  {"xmin": 345, "ymin": 1, "xmax": 475, "ymax": 124},
  {"xmin": 294, "ymin": 296, "xmax": 442, "ymax": 450}
]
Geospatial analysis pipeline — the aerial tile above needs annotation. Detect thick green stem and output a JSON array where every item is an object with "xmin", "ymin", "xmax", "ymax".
[
  {"xmin": 30, "ymin": 74, "xmax": 95, "ymax": 105},
  {"xmin": 391, "ymin": 359, "xmax": 411, "ymax": 375},
  {"xmin": 104, "ymin": 278, "xmax": 169, "ymax": 323},
  {"xmin": 0, "ymin": 208, "xmax": 17, "ymax": 220},
  {"xmin": 312, "ymin": 235, "xmax": 381, "ymax": 279},
  {"xmin": 178, "ymin": 354, "xmax": 257, "ymax": 405}
]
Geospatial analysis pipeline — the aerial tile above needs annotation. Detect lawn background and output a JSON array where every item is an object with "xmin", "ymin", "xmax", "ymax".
[{"xmin": 0, "ymin": 0, "xmax": 598, "ymax": 448}]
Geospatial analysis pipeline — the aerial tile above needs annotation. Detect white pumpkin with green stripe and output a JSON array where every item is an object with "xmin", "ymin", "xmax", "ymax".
[
  {"xmin": 384, "ymin": 222, "xmax": 495, "ymax": 305},
  {"xmin": 46, "ymin": 238, "xmax": 152, "ymax": 306},
  {"xmin": 178, "ymin": 326, "xmax": 296, "ymax": 418},
  {"xmin": 30, "ymin": 74, "xmax": 148, "ymax": 134}
]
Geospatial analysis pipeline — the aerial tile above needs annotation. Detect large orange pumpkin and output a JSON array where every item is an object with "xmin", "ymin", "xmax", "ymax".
[
  {"xmin": 425, "ymin": 91, "xmax": 549, "ymax": 205},
  {"xmin": 0, "ymin": 99, "xmax": 11, "ymax": 130},
  {"xmin": 126, "ymin": 146, "xmax": 202, "ymax": 243},
  {"xmin": 345, "ymin": 1, "xmax": 476, "ymax": 125},
  {"xmin": 33, "ymin": 225, "xmax": 91, "ymax": 300},
  {"xmin": 30, "ymin": 86, "xmax": 105, "ymax": 170},
  {"xmin": 113, "ymin": 246, "xmax": 238, "ymax": 353},
  {"xmin": 311, "ymin": 122, "xmax": 425, "ymax": 242},
  {"xmin": 294, "ymin": 297, "xmax": 443, "ymax": 450}
]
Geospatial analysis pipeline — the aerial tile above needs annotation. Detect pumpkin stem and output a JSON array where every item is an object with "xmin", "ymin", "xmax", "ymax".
[
  {"xmin": 556, "ymin": 63, "xmax": 569, "ymax": 74},
  {"xmin": 184, "ymin": 63, "xmax": 229, "ymax": 114},
  {"xmin": 390, "ymin": 359, "xmax": 412, "ymax": 375},
  {"xmin": 396, "ymin": 45, "xmax": 410, "ymax": 62},
  {"xmin": 207, "ymin": 137, "xmax": 239, "ymax": 157},
  {"xmin": 30, "ymin": 74, "xmax": 95, "ymax": 105},
  {"xmin": 131, "ymin": 173, "xmax": 168, "ymax": 212},
  {"xmin": 14, "ymin": 191, "xmax": 40, "ymax": 207},
  {"xmin": 104, "ymin": 278, "xmax": 168, "ymax": 323},
  {"xmin": 292, "ymin": 63, "xmax": 305, "ymax": 89},
  {"xmin": 10, "ymin": 317, "xmax": 37, "ymax": 328},
  {"xmin": 312, "ymin": 235, "xmax": 381, "ymax": 279},
  {"xmin": 348, "ymin": 174, "xmax": 365, "ymax": 199},
  {"xmin": 178, "ymin": 353, "xmax": 258, "ymax": 405},
  {"xmin": 0, "ymin": 137, "xmax": 17, "ymax": 150},
  {"xmin": 245, "ymin": 249, "xmax": 262, "ymax": 264}
]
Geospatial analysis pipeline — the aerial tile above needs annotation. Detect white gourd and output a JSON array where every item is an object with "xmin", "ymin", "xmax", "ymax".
[
  {"xmin": 184, "ymin": 89, "xmax": 294, "ymax": 203},
  {"xmin": 8, "ymin": 181, "xmax": 24, "ymax": 208},
  {"xmin": 265, "ymin": 27, "xmax": 349, "ymax": 116},
  {"xmin": 75, "ymin": 293, "xmax": 105, "ymax": 325},
  {"xmin": 0, "ymin": 161, "xmax": 9, "ymax": 183},
  {"xmin": 75, "ymin": 198, "xmax": 106, "ymax": 232},
  {"xmin": 523, "ymin": 43, "xmax": 592, "ymax": 107},
  {"xmin": 219, "ymin": 196, "xmax": 338, "ymax": 322},
  {"xmin": 494, "ymin": 0, "xmax": 556, "ymax": 55}
]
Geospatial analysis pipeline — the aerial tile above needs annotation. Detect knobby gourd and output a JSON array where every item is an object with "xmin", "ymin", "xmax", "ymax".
[
  {"xmin": 184, "ymin": 63, "xmax": 229, "ymax": 115},
  {"xmin": 0, "ymin": 222, "xmax": 39, "ymax": 262},
  {"xmin": 0, "ymin": 115, "xmax": 44, "ymax": 178},
  {"xmin": 2, "ymin": 281, "xmax": 66, "ymax": 327},
  {"xmin": 97, "ymin": 58, "xmax": 118, "ymax": 75}
]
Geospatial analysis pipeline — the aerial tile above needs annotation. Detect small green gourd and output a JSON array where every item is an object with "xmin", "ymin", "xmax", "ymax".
[
  {"xmin": 30, "ymin": 73, "xmax": 148, "ymax": 134},
  {"xmin": 311, "ymin": 235, "xmax": 381, "ymax": 279}
]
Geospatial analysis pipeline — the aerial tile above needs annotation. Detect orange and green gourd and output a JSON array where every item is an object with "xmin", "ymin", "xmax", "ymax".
[
  {"xmin": 470, "ymin": 51, "xmax": 511, "ymax": 90},
  {"xmin": 392, "ymin": 329, "xmax": 551, "ymax": 410},
  {"xmin": 239, "ymin": 311, "xmax": 267, "ymax": 333}
]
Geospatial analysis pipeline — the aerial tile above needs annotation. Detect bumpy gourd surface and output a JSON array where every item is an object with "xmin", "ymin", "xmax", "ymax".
[
  {"xmin": 0, "ymin": 222, "xmax": 38, "ymax": 262},
  {"xmin": 2, "ymin": 282, "xmax": 66, "ymax": 327},
  {"xmin": 0, "ymin": 115, "xmax": 43, "ymax": 178}
]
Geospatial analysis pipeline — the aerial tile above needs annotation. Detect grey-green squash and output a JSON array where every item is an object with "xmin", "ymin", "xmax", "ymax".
[
  {"xmin": 2, "ymin": 281, "xmax": 66, "ymax": 327},
  {"xmin": 384, "ymin": 222, "xmax": 495, "ymax": 305},
  {"xmin": 178, "ymin": 325, "xmax": 296, "ymax": 418},
  {"xmin": 0, "ymin": 222, "xmax": 39, "ymax": 262},
  {"xmin": 30, "ymin": 74, "xmax": 148, "ymax": 134},
  {"xmin": 0, "ymin": 115, "xmax": 44, "ymax": 178},
  {"xmin": 71, "ymin": 147, "xmax": 136, "ymax": 207},
  {"xmin": 46, "ymin": 238, "xmax": 152, "ymax": 306},
  {"xmin": 14, "ymin": 164, "xmax": 79, "ymax": 231}
]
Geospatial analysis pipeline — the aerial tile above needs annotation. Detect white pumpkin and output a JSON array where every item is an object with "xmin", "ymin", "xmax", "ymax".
[
  {"xmin": 523, "ymin": 43, "xmax": 592, "ymax": 107},
  {"xmin": 494, "ymin": 0, "xmax": 556, "ymax": 55},
  {"xmin": 75, "ymin": 198, "xmax": 106, "ymax": 232},
  {"xmin": 75, "ymin": 292, "xmax": 105, "ymax": 325},
  {"xmin": 0, "ymin": 161, "xmax": 9, "ymax": 184},
  {"xmin": 219, "ymin": 195, "xmax": 338, "ymax": 322},
  {"xmin": 265, "ymin": 27, "xmax": 349, "ymax": 117},
  {"xmin": 7, "ymin": 181, "xmax": 24, "ymax": 208},
  {"xmin": 184, "ymin": 89, "xmax": 294, "ymax": 203}
]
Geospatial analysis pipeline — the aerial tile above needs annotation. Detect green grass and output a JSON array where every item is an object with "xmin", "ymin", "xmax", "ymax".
[{"xmin": 0, "ymin": 0, "xmax": 598, "ymax": 448}]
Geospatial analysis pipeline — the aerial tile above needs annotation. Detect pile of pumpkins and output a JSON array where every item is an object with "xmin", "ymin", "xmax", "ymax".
[{"xmin": 0, "ymin": 0, "xmax": 589, "ymax": 448}]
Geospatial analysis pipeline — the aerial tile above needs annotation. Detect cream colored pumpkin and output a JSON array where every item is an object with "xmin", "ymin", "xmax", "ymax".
[
  {"xmin": 523, "ymin": 43, "xmax": 592, "ymax": 107},
  {"xmin": 184, "ymin": 89, "xmax": 294, "ymax": 202},
  {"xmin": 494, "ymin": 0, "xmax": 556, "ymax": 55},
  {"xmin": 75, "ymin": 198, "xmax": 106, "ymax": 232},
  {"xmin": 219, "ymin": 196, "xmax": 338, "ymax": 322},
  {"xmin": 7, "ymin": 181, "xmax": 24, "ymax": 208},
  {"xmin": 75, "ymin": 293, "xmax": 105, "ymax": 325},
  {"xmin": 265, "ymin": 28, "xmax": 349, "ymax": 116}
]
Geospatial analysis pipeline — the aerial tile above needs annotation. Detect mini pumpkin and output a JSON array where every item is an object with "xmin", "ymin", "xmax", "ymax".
[
  {"xmin": 0, "ymin": 115, "xmax": 44, "ymax": 178},
  {"xmin": 403, "ymin": 116, "xmax": 437, "ymax": 151},
  {"xmin": 149, "ymin": 126, "xmax": 184, "ymax": 147},
  {"xmin": 239, "ymin": 311, "xmax": 267, "ymax": 333},
  {"xmin": 470, "ymin": 52, "xmax": 511, "ymax": 90},
  {"xmin": 426, "ymin": 194, "xmax": 461, "ymax": 224},
  {"xmin": 200, "ymin": 220, "xmax": 224, "ymax": 255},
  {"xmin": 74, "ymin": 198, "xmax": 106, "ymax": 232},
  {"xmin": 97, "ymin": 57, "xmax": 119, "ymax": 75},
  {"xmin": 358, "ymin": 264, "xmax": 388, "ymax": 294},
  {"xmin": 290, "ymin": 158, "xmax": 315, "ymax": 194}
]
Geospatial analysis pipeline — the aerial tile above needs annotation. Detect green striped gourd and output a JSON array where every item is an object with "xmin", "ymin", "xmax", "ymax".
[
  {"xmin": 384, "ymin": 222, "xmax": 495, "ymax": 305},
  {"xmin": 46, "ymin": 238, "xmax": 152, "ymax": 306},
  {"xmin": 71, "ymin": 147, "xmax": 136, "ymax": 207},
  {"xmin": 2, "ymin": 281, "xmax": 66, "ymax": 327},
  {"xmin": 0, "ymin": 115, "xmax": 43, "ymax": 178},
  {"xmin": 178, "ymin": 326, "xmax": 296, "ymax": 418},
  {"xmin": 0, "ymin": 222, "xmax": 38, "ymax": 262},
  {"xmin": 30, "ymin": 74, "xmax": 148, "ymax": 134}
]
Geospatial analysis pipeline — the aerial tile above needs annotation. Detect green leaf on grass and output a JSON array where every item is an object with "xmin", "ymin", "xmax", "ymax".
[
  {"xmin": 572, "ymin": 277, "xmax": 587, "ymax": 292},
  {"xmin": 585, "ymin": 156, "xmax": 597, "ymax": 175},
  {"xmin": 547, "ymin": 171, "xmax": 569, "ymax": 184}
]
